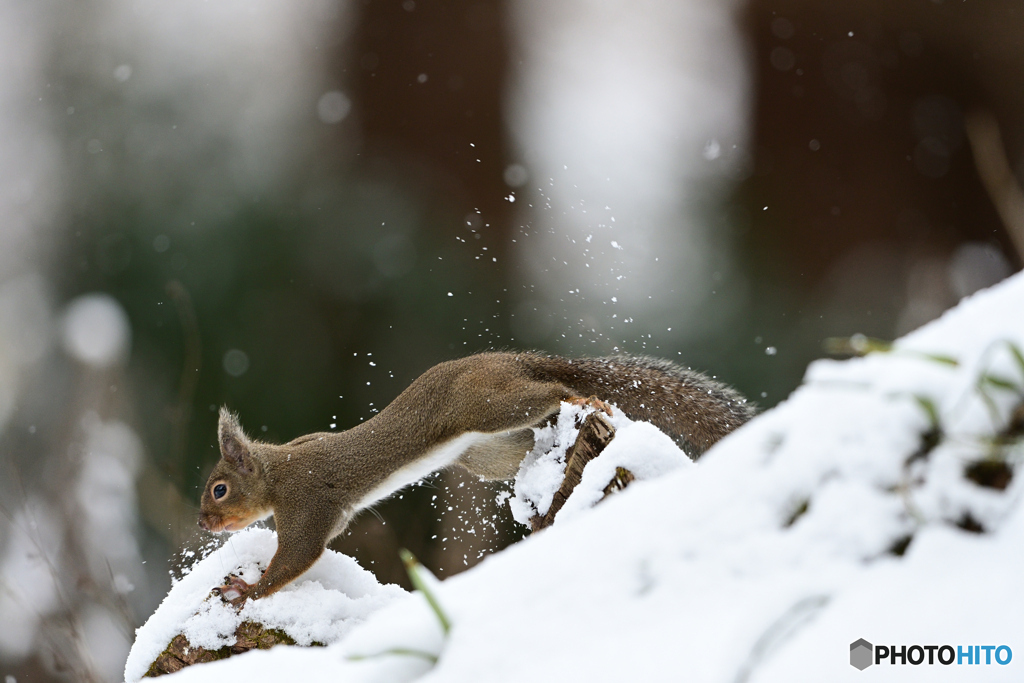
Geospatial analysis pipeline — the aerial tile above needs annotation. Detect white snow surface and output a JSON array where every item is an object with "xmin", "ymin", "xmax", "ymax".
[
  {"xmin": 123, "ymin": 528, "xmax": 407, "ymax": 682},
  {"xmin": 128, "ymin": 272, "xmax": 1024, "ymax": 682}
]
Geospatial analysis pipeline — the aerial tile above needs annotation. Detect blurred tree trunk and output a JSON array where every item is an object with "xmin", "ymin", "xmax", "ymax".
[
  {"xmin": 741, "ymin": 0, "xmax": 1024, "ymax": 280},
  {"xmin": 326, "ymin": 0, "xmax": 519, "ymax": 583},
  {"xmin": 347, "ymin": 0, "xmax": 514, "ymax": 260}
]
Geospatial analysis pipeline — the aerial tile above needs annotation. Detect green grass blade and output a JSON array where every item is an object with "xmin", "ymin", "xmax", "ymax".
[
  {"xmin": 348, "ymin": 648, "xmax": 439, "ymax": 663},
  {"xmin": 400, "ymin": 548, "xmax": 451, "ymax": 634}
]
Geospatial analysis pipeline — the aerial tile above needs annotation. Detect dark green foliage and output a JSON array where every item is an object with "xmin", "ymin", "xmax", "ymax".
[
  {"xmin": 783, "ymin": 498, "xmax": 809, "ymax": 528},
  {"xmin": 956, "ymin": 514, "xmax": 985, "ymax": 534},
  {"xmin": 964, "ymin": 459, "xmax": 1013, "ymax": 491},
  {"xmin": 888, "ymin": 535, "xmax": 914, "ymax": 556}
]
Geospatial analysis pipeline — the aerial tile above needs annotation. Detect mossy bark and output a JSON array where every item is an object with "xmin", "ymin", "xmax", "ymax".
[
  {"xmin": 145, "ymin": 620, "xmax": 301, "ymax": 677},
  {"xmin": 601, "ymin": 466, "xmax": 636, "ymax": 497}
]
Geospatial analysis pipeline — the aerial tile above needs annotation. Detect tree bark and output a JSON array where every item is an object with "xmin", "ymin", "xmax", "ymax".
[
  {"xmin": 530, "ymin": 412, "xmax": 634, "ymax": 532},
  {"xmin": 145, "ymin": 620, "xmax": 301, "ymax": 677}
]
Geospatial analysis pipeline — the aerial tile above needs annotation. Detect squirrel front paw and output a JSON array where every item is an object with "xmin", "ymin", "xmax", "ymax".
[{"xmin": 214, "ymin": 574, "xmax": 254, "ymax": 606}]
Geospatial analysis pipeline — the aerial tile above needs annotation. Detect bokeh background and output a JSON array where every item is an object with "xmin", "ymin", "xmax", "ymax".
[{"xmin": 1, "ymin": 0, "xmax": 1021, "ymax": 680}]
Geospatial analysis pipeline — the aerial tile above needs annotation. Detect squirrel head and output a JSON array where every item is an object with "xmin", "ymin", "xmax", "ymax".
[{"xmin": 199, "ymin": 408, "xmax": 273, "ymax": 533}]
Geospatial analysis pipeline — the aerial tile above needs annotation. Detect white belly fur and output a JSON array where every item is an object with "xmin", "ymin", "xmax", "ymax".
[{"xmin": 356, "ymin": 431, "xmax": 490, "ymax": 510}]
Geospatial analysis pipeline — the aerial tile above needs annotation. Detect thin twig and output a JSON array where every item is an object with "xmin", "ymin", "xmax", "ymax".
[
  {"xmin": 0, "ymin": 474, "xmax": 102, "ymax": 683},
  {"xmin": 733, "ymin": 595, "xmax": 830, "ymax": 683},
  {"xmin": 965, "ymin": 110, "xmax": 1024, "ymax": 265}
]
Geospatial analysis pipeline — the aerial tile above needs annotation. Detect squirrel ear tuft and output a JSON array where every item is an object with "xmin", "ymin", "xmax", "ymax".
[{"xmin": 218, "ymin": 407, "xmax": 254, "ymax": 474}]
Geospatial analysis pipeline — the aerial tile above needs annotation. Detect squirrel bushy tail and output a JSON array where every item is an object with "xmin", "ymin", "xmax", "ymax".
[{"xmin": 522, "ymin": 354, "xmax": 755, "ymax": 458}]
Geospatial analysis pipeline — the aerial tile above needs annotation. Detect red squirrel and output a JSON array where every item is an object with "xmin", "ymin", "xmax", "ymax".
[{"xmin": 199, "ymin": 352, "xmax": 753, "ymax": 601}]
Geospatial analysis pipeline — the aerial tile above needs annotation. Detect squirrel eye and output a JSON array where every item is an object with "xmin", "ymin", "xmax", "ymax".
[{"xmin": 213, "ymin": 483, "xmax": 228, "ymax": 499}]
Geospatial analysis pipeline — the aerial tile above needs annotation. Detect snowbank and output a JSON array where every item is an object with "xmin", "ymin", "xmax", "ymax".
[
  {"xmin": 123, "ymin": 528, "xmax": 407, "ymax": 682},
  {"xmin": 128, "ymin": 272, "xmax": 1024, "ymax": 682}
]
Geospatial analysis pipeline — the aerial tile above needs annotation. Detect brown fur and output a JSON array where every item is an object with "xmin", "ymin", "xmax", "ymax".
[{"xmin": 199, "ymin": 352, "xmax": 753, "ymax": 599}]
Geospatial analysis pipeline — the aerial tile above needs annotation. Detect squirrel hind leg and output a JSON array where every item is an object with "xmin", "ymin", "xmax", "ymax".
[
  {"xmin": 567, "ymin": 395, "xmax": 614, "ymax": 416},
  {"xmin": 456, "ymin": 428, "xmax": 536, "ymax": 481}
]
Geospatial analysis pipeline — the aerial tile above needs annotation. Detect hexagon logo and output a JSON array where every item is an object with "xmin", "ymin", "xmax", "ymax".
[{"xmin": 850, "ymin": 639, "xmax": 873, "ymax": 670}]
